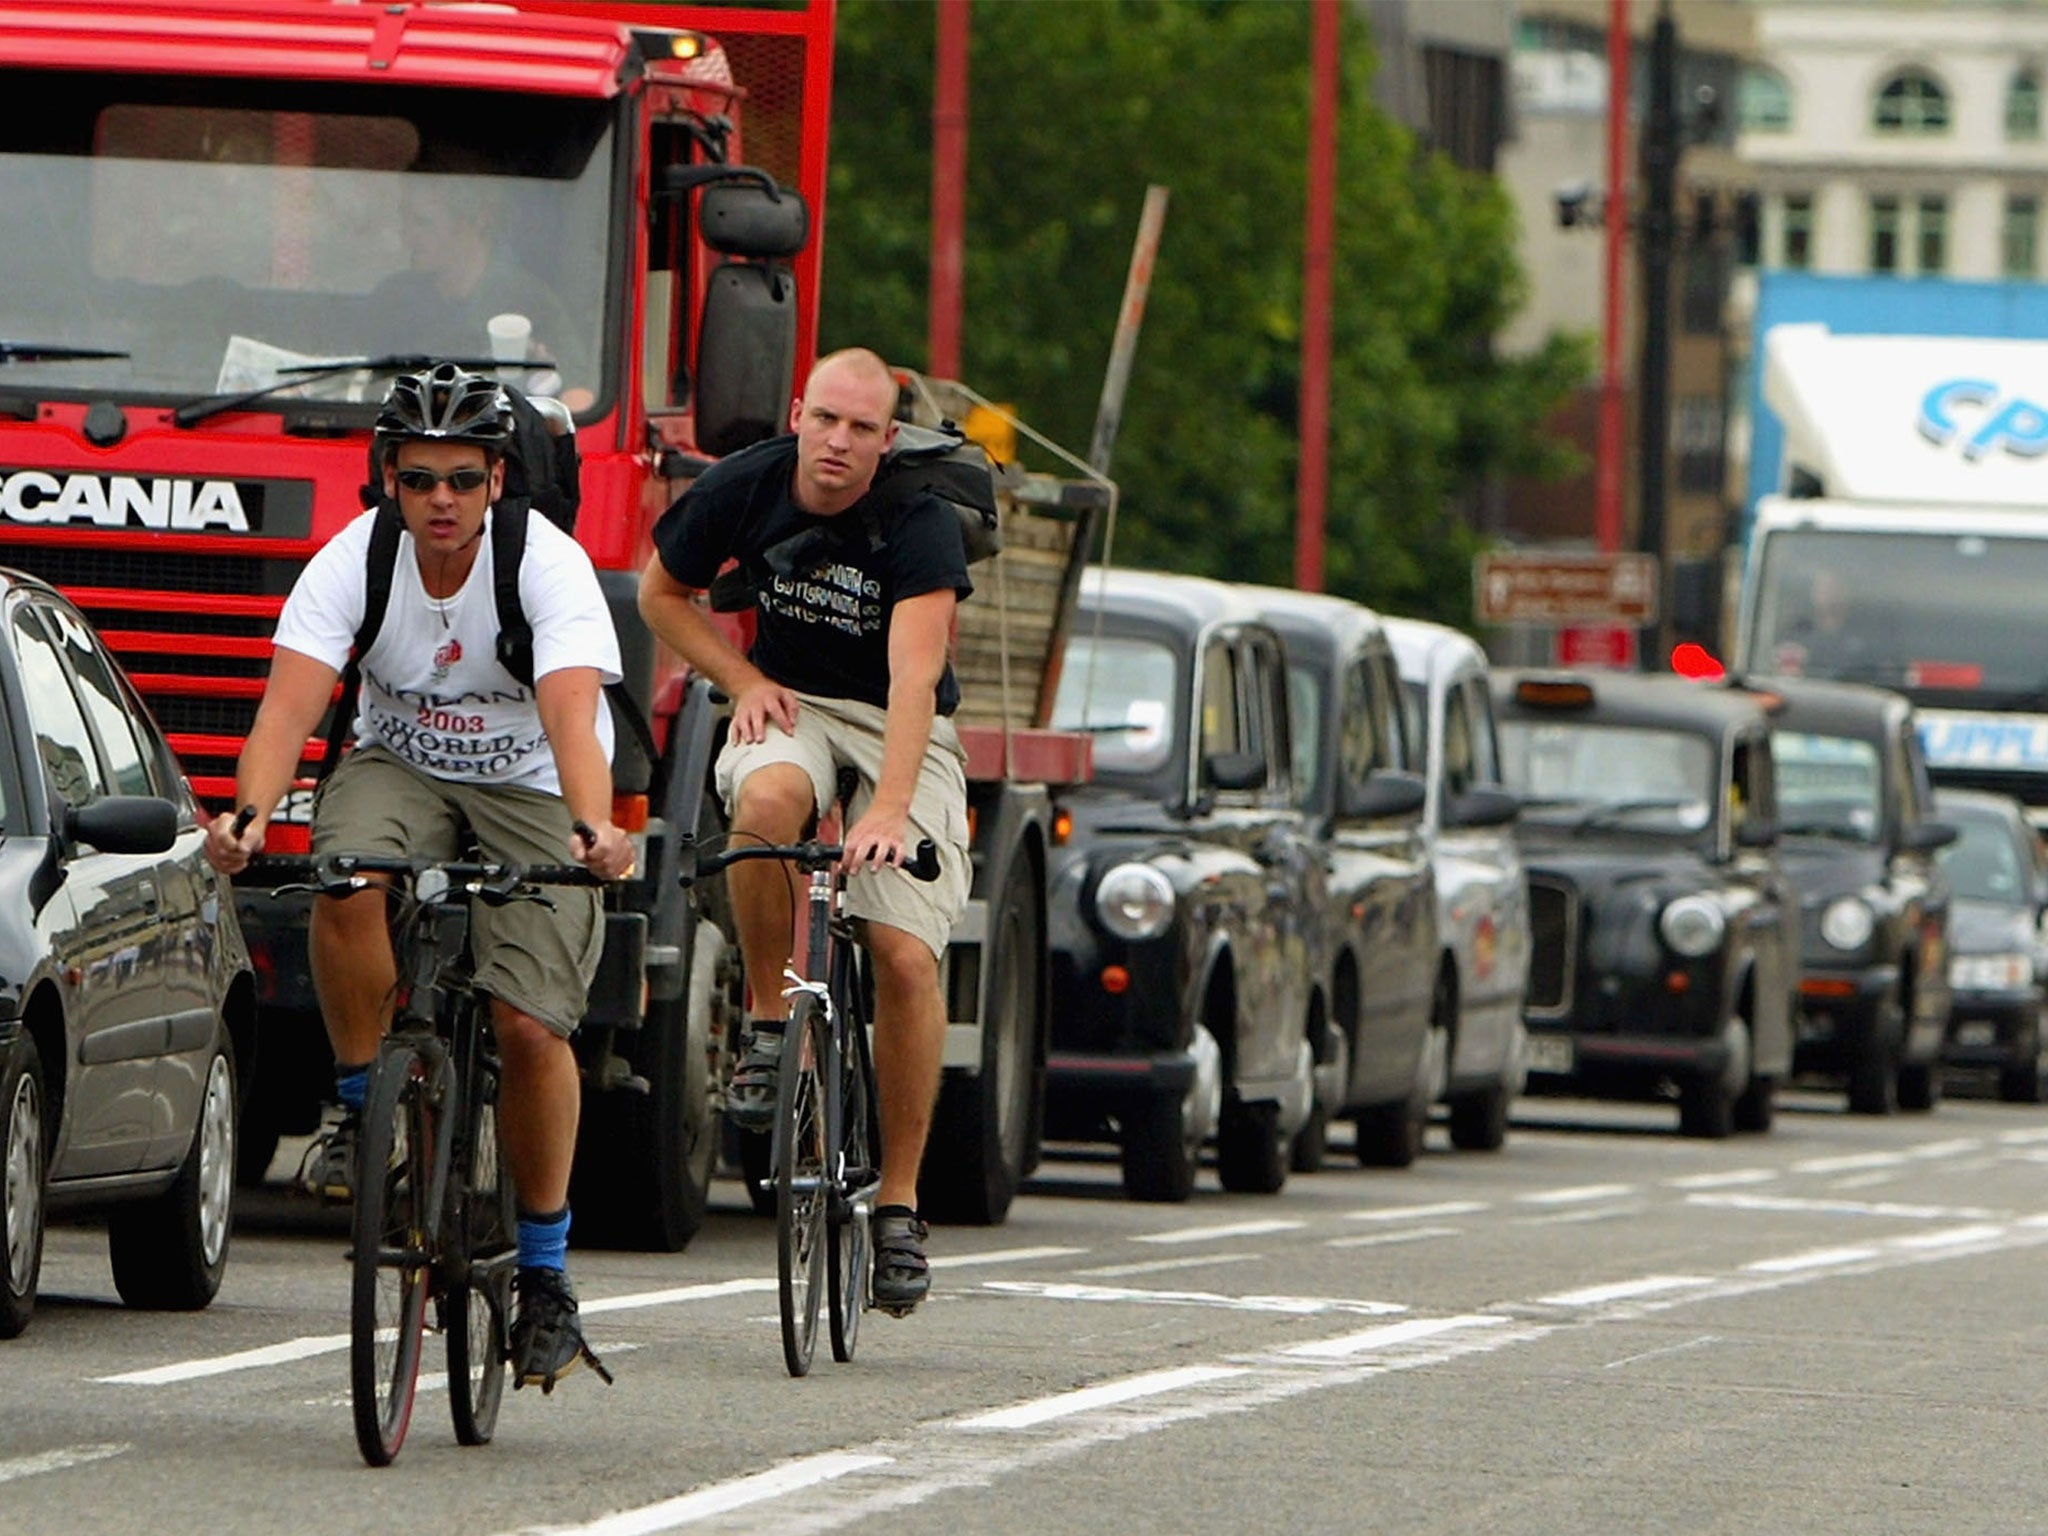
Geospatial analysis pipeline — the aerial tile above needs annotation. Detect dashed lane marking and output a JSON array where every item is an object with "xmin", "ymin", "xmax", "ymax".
[
  {"xmin": 1792, "ymin": 1152, "xmax": 1906, "ymax": 1174},
  {"xmin": 1326, "ymin": 1225, "xmax": 1462, "ymax": 1249},
  {"xmin": 1279, "ymin": 1314, "xmax": 1507, "ymax": 1361},
  {"xmin": 1742, "ymin": 1245, "xmax": 1883, "ymax": 1273},
  {"xmin": 954, "ymin": 1366, "xmax": 1252, "ymax": 1430},
  {"xmin": 1687, "ymin": 1192, "xmax": 2001, "ymax": 1222},
  {"xmin": 97, "ymin": 1334, "xmax": 349, "ymax": 1386},
  {"xmin": 979, "ymin": 1280, "xmax": 1406, "ymax": 1318},
  {"xmin": 1343, "ymin": 1200, "xmax": 1489, "ymax": 1221},
  {"xmin": 1133, "ymin": 1219, "xmax": 1307, "ymax": 1245},
  {"xmin": 926, "ymin": 1247, "xmax": 1087, "ymax": 1270},
  {"xmin": 1664, "ymin": 1168, "xmax": 1777, "ymax": 1190},
  {"xmin": 1073, "ymin": 1253, "xmax": 1262, "ymax": 1279},
  {"xmin": 1516, "ymin": 1183, "xmax": 1634, "ymax": 1205},
  {"xmin": 0, "ymin": 1443, "xmax": 128, "ymax": 1485},
  {"xmin": 1535, "ymin": 1275, "xmax": 1713, "ymax": 1308},
  {"xmin": 516, "ymin": 1452, "xmax": 893, "ymax": 1536}
]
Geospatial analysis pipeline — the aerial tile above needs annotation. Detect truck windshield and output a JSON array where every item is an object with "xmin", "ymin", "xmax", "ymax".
[
  {"xmin": 0, "ymin": 75, "xmax": 618, "ymax": 413},
  {"xmin": 1498, "ymin": 722, "xmax": 1715, "ymax": 833},
  {"xmin": 1773, "ymin": 732, "xmax": 1882, "ymax": 842},
  {"xmin": 1052, "ymin": 635, "xmax": 1180, "ymax": 778},
  {"xmin": 1748, "ymin": 528, "xmax": 2048, "ymax": 698}
]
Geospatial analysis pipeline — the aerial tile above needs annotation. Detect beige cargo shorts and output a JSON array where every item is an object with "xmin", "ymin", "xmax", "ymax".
[
  {"xmin": 312, "ymin": 745, "xmax": 603, "ymax": 1036},
  {"xmin": 714, "ymin": 691, "xmax": 972, "ymax": 960}
]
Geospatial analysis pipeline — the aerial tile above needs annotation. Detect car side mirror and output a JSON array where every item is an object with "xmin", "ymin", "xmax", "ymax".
[
  {"xmin": 1445, "ymin": 783, "xmax": 1519, "ymax": 829},
  {"xmin": 1343, "ymin": 769, "xmax": 1426, "ymax": 821},
  {"xmin": 65, "ymin": 795, "xmax": 177, "ymax": 855},
  {"xmin": 1204, "ymin": 750, "xmax": 1268, "ymax": 793},
  {"xmin": 1904, "ymin": 819, "xmax": 1959, "ymax": 852},
  {"xmin": 1734, "ymin": 817, "xmax": 1777, "ymax": 849}
]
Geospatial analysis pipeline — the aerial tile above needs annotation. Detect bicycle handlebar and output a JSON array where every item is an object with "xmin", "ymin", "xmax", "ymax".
[
  {"xmin": 682, "ymin": 836, "xmax": 942, "ymax": 885},
  {"xmin": 248, "ymin": 848, "xmax": 604, "ymax": 898}
]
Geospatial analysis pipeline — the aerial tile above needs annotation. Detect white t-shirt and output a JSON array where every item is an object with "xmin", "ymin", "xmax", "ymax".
[{"xmin": 272, "ymin": 506, "xmax": 621, "ymax": 794}]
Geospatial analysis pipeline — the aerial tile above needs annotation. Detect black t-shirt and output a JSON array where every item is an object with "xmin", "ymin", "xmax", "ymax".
[{"xmin": 652, "ymin": 435, "xmax": 974, "ymax": 715}]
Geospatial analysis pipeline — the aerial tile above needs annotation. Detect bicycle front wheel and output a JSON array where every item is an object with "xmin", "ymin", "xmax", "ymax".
[
  {"xmin": 351, "ymin": 1043, "xmax": 436, "ymax": 1467},
  {"xmin": 447, "ymin": 1049, "xmax": 512, "ymax": 1446},
  {"xmin": 775, "ymin": 993, "xmax": 829, "ymax": 1378},
  {"xmin": 829, "ymin": 999, "xmax": 878, "ymax": 1364}
]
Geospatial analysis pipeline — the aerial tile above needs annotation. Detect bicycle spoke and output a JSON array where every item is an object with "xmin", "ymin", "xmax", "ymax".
[
  {"xmin": 351, "ymin": 1046, "xmax": 433, "ymax": 1467},
  {"xmin": 776, "ymin": 995, "xmax": 829, "ymax": 1378}
]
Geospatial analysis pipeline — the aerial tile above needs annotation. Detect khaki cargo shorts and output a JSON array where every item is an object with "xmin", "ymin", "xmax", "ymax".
[
  {"xmin": 312, "ymin": 745, "xmax": 602, "ymax": 1037},
  {"xmin": 714, "ymin": 691, "xmax": 972, "ymax": 960}
]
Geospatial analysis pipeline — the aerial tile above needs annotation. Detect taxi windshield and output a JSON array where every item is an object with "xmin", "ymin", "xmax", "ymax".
[
  {"xmin": 1772, "ymin": 732, "xmax": 1882, "ymax": 843},
  {"xmin": 0, "ymin": 74, "xmax": 618, "ymax": 413},
  {"xmin": 1499, "ymin": 721, "xmax": 1715, "ymax": 833},
  {"xmin": 1052, "ymin": 634, "xmax": 1181, "ymax": 779}
]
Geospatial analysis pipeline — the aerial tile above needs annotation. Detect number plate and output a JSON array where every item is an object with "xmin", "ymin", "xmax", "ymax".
[
  {"xmin": 1954, "ymin": 1021, "xmax": 1997, "ymax": 1049},
  {"xmin": 1526, "ymin": 1033, "xmax": 1574, "ymax": 1075}
]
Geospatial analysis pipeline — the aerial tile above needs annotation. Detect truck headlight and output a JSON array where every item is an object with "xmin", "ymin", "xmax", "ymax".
[
  {"xmin": 1095, "ymin": 863, "xmax": 1175, "ymax": 941},
  {"xmin": 1659, "ymin": 896, "xmax": 1726, "ymax": 957},
  {"xmin": 1820, "ymin": 897, "xmax": 1875, "ymax": 951},
  {"xmin": 1950, "ymin": 952, "xmax": 2033, "ymax": 990}
]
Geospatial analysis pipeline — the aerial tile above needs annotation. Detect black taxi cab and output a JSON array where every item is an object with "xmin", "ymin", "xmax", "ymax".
[
  {"xmin": 1042, "ymin": 569, "xmax": 1319, "ymax": 1201},
  {"xmin": 1490, "ymin": 671, "xmax": 1798, "ymax": 1138}
]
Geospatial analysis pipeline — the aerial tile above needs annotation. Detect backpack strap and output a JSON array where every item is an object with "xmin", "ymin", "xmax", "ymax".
[
  {"xmin": 490, "ymin": 499, "xmax": 536, "ymax": 688},
  {"xmin": 318, "ymin": 500, "xmax": 404, "ymax": 780}
]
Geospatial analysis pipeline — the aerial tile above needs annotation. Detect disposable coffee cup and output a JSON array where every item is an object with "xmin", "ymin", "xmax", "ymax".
[{"xmin": 486, "ymin": 312, "xmax": 532, "ymax": 365}]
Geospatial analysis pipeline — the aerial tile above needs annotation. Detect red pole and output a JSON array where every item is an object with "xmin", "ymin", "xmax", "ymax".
[
  {"xmin": 1295, "ymin": 0, "xmax": 1337, "ymax": 594},
  {"xmin": 1596, "ymin": 0, "xmax": 1630, "ymax": 555},
  {"xmin": 928, "ymin": 0, "xmax": 968, "ymax": 380}
]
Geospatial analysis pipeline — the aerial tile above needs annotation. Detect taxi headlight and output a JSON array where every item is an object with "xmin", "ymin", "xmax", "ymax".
[
  {"xmin": 1659, "ymin": 895, "xmax": 1726, "ymax": 958},
  {"xmin": 1820, "ymin": 897, "xmax": 1875, "ymax": 951},
  {"xmin": 1094, "ymin": 863, "xmax": 1176, "ymax": 942},
  {"xmin": 1950, "ymin": 952, "xmax": 2033, "ymax": 991}
]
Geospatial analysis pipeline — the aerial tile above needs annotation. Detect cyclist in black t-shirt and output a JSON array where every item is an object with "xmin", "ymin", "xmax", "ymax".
[{"xmin": 639, "ymin": 348, "xmax": 972, "ymax": 1313}]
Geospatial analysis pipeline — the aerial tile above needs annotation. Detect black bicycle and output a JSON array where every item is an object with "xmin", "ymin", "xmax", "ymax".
[
  {"xmin": 683, "ymin": 831, "xmax": 939, "ymax": 1377},
  {"xmin": 259, "ymin": 841, "xmax": 602, "ymax": 1466}
]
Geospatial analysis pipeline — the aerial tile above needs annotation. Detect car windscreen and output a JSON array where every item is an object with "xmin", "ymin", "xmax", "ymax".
[
  {"xmin": 1285, "ymin": 662, "xmax": 1323, "ymax": 811},
  {"xmin": 0, "ymin": 74, "xmax": 618, "ymax": 412},
  {"xmin": 1498, "ymin": 721, "xmax": 1715, "ymax": 833},
  {"xmin": 1052, "ymin": 634, "xmax": 1180, "ymax": 778},
  {"xmin": 1938, "ymin": 811, "xmax": 2028, "ymax": 903},
  {"xmin": 1747, "ymin": 527, "xmax": 2048, "ymax": 698},
  {"xmin": 1772, "ymin": 731, "xmax": 1882, "ymax": 843}
]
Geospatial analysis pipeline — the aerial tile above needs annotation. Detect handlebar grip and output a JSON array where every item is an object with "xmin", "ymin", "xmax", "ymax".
[
  {"xmin": 905, "ymin": 838, "xmax": 941, "ymax": 883},
  {"xmin": 231, "ymin": 804, "xmax": 257, "ymax": 838}
]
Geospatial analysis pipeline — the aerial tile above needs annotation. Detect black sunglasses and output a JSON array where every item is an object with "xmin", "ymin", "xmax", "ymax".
[{"xmin": 395, "ymin": 466, "xmax": 491, "ymax": 493}]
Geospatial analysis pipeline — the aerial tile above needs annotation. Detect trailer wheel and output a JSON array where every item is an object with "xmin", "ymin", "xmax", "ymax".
[{"xmin": 921, "ymin": 854, "xmax": 1043, "ymax": 1225}]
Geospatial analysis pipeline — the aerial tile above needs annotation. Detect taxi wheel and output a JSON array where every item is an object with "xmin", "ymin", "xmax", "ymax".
[
  {"xmin": 1897, "ymin": 1056, "xmax": 1942, "ymax": 1112},
  {"xmin": 1677, "ymin": 1073, "xmax": 1735, "ymax": 1139},
  {"xmin": 1847, "ymin": 987, "xmax": 1902, "ymax": 1116}
]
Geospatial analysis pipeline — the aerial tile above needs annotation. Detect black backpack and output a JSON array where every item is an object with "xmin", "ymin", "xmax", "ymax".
[{"xmin": 319, "ymin": 386, "xmax": 655, "ymax": 779}]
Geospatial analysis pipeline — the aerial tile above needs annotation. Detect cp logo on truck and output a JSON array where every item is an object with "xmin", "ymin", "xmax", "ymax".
[
  {"xmin": 1918, "ymin": 379, "xmax": 2048, "ymax": 462},
  {"xmin": 0, "ymin": 470, "xmax": 271, "ymax": 532}
]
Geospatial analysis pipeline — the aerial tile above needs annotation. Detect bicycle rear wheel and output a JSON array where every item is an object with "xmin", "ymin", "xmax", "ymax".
[
  {"xmin": 351, "ymin": 1043, "xmax": 436, "ymax": 1467},
  {"xmin": 775, "ymin": 992, "xmax": 829, "ymax": 1378},
  {"xmin": 447, "ymin": 1045, "xmax": 512, "ymax": 1446},
  {"xmin": 829, "ymin": 999, "xmax": 877, "ymax": 1364}
]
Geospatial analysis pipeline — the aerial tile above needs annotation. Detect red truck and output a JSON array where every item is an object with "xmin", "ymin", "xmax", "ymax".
[{"xmin": 0, "ymin": 0, "xmax": 1101, "ymax": 1247}]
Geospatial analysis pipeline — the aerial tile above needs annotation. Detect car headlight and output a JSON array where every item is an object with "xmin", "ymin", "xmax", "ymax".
[
  {"xmin": 1950, "ymin": 952, "xmax": 2033, "ymax": 991},
  {"xmin": 1819, "ymin": 897, "xmax": 1875, "ymax": 951},
  {"xmin": 1094, "ymin": 863, "xmax": 1175, "ymax": 941},
  {"xmin": 1659, "ymin": 895, "xmax": 1726, "ymax": 958}
]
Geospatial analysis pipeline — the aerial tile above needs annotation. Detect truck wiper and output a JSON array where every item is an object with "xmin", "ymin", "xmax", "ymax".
[
  {"xmin": 0, "ymin": 341, "xmax": 130, "ymax": 363},
  {"xmin": 1571, "ymin": 795, "xmax": 1696, "ymax": 829},
  {"xmin": 172, "ymin": 353, "xmax": 543, "ymax": 429}
]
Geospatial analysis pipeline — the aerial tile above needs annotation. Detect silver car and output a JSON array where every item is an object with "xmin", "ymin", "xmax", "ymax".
[{"xmin": 1383, "ymin": 617, "xmax": 1529, "ymax": 1149}]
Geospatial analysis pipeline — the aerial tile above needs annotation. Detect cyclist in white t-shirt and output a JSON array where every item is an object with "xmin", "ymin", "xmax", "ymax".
[{"xmin": 204, "ymin": 363, "xmax": 633, "ymax": 1392}]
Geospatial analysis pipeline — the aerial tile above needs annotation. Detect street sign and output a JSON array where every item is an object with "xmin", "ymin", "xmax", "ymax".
[
  {"xmin": 1555, "ymin": 623, "xmax": 1638, "ymax": 671},
  {"xmin": 1474, "ymin": 551, "xmax": 1659, "ymax": 625}
]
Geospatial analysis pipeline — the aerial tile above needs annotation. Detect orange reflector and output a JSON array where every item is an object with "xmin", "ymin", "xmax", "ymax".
[
  {"xmin": 611, "ymin": 794, "xmax": 649, "ymax": 833},
  {"xmin": 966, "ymin": 803, "xmax": 979, "ymax": 844},
  {"xmin": 1100, "ymin": 965, "xmax": 1130, "ymax": 994},
  {"xmin": 1515, "ymin": 678, "xmax": 1595, "ymax": 709},
  {"xmin": 1800, "ymin": 977, "xmax": 1858, "ymax": 999},
  {"xmin": 1052, "ymin": 807, "xmax": 1073, "ymax": 846},
  {"xmin": 1665, "ymin": 970, "xmax": 1690, "ymax": 993}
]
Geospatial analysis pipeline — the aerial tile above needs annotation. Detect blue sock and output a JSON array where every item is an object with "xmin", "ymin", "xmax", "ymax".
[
  {"xmin": 516, "ymin": 1206, "xmax": 571, "ymax": 1273},
  {"xmin": 334, "ymin": 1063, "xmax": 369, "ymax": 1113}
]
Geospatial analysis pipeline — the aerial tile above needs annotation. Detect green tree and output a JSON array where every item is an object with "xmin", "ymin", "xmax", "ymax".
[{"xmin": 822, "ymin": 0, "xmax": 1584, "ymax": 627}]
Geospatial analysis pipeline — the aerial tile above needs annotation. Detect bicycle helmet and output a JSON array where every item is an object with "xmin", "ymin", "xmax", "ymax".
[{"xmin": 373, "ymin": 362, "xmax": 513, "ymax": 454}]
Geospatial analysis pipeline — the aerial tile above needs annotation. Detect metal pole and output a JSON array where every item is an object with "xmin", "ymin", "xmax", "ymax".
[
  {"xmin": 1087, "ymin": 184, "xmax": 1169, "ymax": 478},
  {"xmin": 1596, "ymin": 0, "xmax": 1630, "ymax": 557},
  {"xmin": 1637, "ymin": 0, "xmax": 1677, "ymax": 667},
  {"xmin": 1294, "ymin": 0, "xmax": 1338, "ymax": 593},
  {"xmin": 928, "ymin": 0, "xmax": 968, "ymax": 380}
]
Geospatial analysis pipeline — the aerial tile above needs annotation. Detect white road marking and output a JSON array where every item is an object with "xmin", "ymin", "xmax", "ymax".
[
  {"xmin": 517, "ymin": 1452, "xmax": 893, "ymax": 1535},
  {"xmin": 1828, "ymin": 1172, "xmax": 1896, "ymax": 1191},
  {"xmin": 581, "ymin": 1278, "xmax": 777, "ymax": 1315},
  {"xmin": 1517, "ymin": 1183, "xmax": 1634, "ymax": 1205},
  {"xmin": 1999, "ymin": 1127, "xmax": 2048, "ymax": 1145},
  {"xmin": 1907, "ymin": 1138, "xmax": 1984, "ymax": 1159},
  {"xmin": 1743, "ymin": 1245, "xmax": 1883, "ymax": 1273},
  {"xmin": 1133, "ymin": 1219, "xmax": 1306, "ymax": 1245},
  {"xmin": 1326, "ymin": 1225, "xmax": 1462, "ymax": 1249},
  {"xmin": 980, "ymin": 1280, "xmax": 1405, "ymax": 1318},
  {"xmin": 1536, "ymin": 1275, "xmax": 1712, "ymax": 1308},
  {"xmin": 1605, "ymin": 1335, "xmax": 1720, "ymax": 1370},
  {"xmin": 1688, "ymin": 1192, "xmax": 1999, "ymax": 1221},
  {"xmin": 1073, "ymin": 1252, "xmax": 1262, "ymax": 1278},
  {"xmin": 927, "ymin": 1246, "xmax": 1086, "ymax": 1270},
  {"xmin": 1281, "ymin": 1314, "xmax": 1507, "ymax": 1361},
  {"xmin": 1890, "ymin": 1224, "xmax": 2005, "ymax": 1250},
  {"xmin": 0, "ymin": 1443, "xmax": 128, "ymax": 1485},
  {"xmin": 1665, "ymin": 1168, "xmax": 1777, "ymax": 1190},
  {"xmin": 955, "ymin": 1366, "xmax": 1249, "ymax": 1430},
  {"xmin": 1343, "ymin": 1200, "xmax": 1489, "ymax": 1222},
  {"xmin": 1793, "ymin": 1152, "xmax": 1905, "ymax": 1173},
  {"xmin": 97, "ymin": 1334, "xmax": 349, "ymax": 1386}
]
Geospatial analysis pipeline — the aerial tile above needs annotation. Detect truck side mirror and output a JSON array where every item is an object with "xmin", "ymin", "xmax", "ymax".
[
  {"xmin": 1343, "ymin": 769, "xmax": 1426, "ymax": 821},
  {"xmin": 1445, "ymin": 783, "xmax": 1519, "ymax": 829}
]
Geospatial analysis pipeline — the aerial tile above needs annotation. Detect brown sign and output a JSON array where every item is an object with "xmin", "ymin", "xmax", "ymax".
[{"xmin": 1474, "ymin": 551, "xmax": 1659, "ymax": 625}]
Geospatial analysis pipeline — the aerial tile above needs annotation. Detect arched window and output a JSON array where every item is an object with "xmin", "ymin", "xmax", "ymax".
[
  {"xmin": 2009, "ymin": 70, "xmax": 2042, "ymax": 139},
  {"xmin": 1740, "ymin": 66, "xmax": 1793, "ymax": 132},
  {"xmin": 1874, "ymin": 69, "xmax": 1950, "ymax": 134}
]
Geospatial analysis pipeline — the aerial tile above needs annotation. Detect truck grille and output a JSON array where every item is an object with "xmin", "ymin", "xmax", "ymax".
[{"xmin": 1526, "ymin": 875, "xmax": 1577, "ymax": 1017}]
